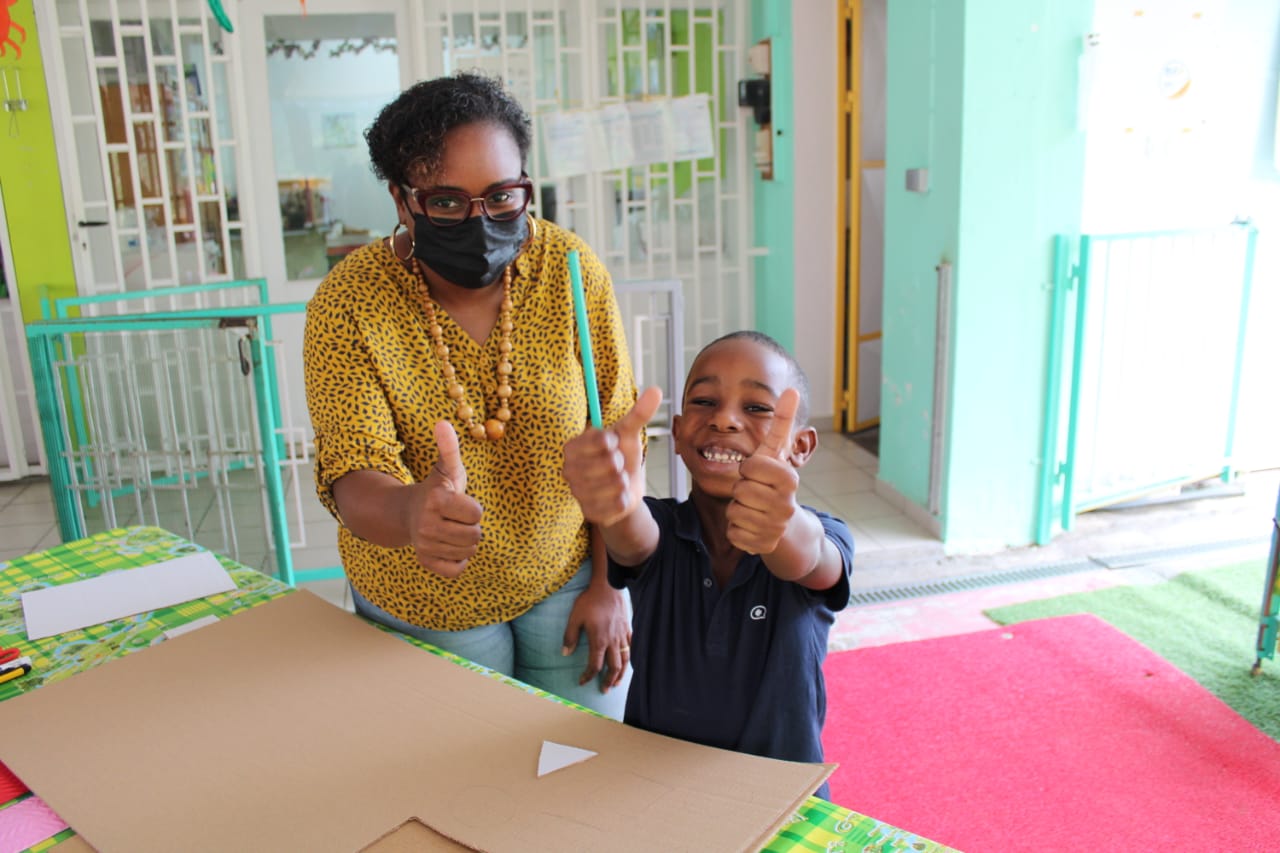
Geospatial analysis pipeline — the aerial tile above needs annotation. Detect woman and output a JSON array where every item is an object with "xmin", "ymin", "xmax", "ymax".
[{"xmin": 303, "ymin": 72, "xmax": 636, "ymax": 718}]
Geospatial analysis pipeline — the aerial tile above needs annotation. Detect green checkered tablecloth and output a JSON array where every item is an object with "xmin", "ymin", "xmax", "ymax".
[{"xmin": 0, "ymin": 527, "xmax": 954, "ymax": 853}]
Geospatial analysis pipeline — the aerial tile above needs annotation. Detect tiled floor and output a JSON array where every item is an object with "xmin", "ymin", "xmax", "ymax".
[{"xmin": 2, "ymin": 432, "xmax": 1275, "ymax": 651}]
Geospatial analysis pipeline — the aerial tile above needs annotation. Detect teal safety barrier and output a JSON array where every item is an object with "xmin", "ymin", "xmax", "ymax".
[
  {"xmin": 1255, "ymin": 483, "xmax": 1280, "ymax": 671},
  {"xmin": 1037, "ymin": 223, "xmax": 1259, "ymax": 545},
  {"xmin": 25, "ymin": 297, "xmax": 342, "ymax": 587},
  {"xmin": 38, "ymin": 281, "xmax": 288, "ymax": 508}
]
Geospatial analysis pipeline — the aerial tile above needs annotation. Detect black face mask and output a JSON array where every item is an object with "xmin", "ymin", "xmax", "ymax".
[{"xmin": 411, "ymin": 213, "xmax": 528, "ymax": 289}]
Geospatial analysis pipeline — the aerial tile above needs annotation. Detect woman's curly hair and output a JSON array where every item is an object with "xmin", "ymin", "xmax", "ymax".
[{"xmin": 364, "ymin": 71, "xmax": 531, "ymax": 186}]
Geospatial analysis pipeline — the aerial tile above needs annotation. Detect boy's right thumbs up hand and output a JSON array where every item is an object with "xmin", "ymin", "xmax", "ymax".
[
  {"xmin": 563, "ymin": 386, "xmax": 663, "ymax": 527},
  {"xmin": 403, "ymin": 420, "xmax": 484, "ymax": 578}
]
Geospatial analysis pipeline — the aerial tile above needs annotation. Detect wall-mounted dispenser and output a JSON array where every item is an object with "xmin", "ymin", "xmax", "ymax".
[
  {"xmin": 738, "ymin": 78, "xmax": 770, "ymax": 127},
  {"xmin": 1, "ymin": 68, "xmax": 28, "ymax": 114},
  {"xmin": 738, "ymin": 39, "xmax": 773, "ymax": 180}
]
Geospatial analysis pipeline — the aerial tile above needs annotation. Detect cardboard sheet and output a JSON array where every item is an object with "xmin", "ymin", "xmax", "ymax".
[
  {"xmin": 0, "ymin": 592, "xmax": 832, "ymax": 852},
  {"xmin": 20, "ymin": 552, "xmax": 235, "ymax": 640}
]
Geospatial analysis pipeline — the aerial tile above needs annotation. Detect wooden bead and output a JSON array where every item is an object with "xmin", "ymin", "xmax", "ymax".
[{"xmin": 415, "ymin": 259, "xmax": 517, "ymax": 442}]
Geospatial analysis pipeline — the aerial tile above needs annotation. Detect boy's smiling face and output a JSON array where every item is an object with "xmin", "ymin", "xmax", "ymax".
[{"xmin": 672, "ymin": 337, "xmax": 815, "ymax": 499}]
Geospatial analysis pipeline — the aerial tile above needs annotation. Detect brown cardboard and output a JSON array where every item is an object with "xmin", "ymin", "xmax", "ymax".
[
  {"xmin": 361, "ymin": 819, "xmax": 471, "ymax": 852},
  {"xmin": 0, "ymin": 592, "xmax": 832, "ymax": 852}
]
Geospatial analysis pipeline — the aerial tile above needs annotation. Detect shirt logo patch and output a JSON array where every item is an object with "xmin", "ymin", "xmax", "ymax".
[{"xmin": 749, "ymin": 605, "xmax": 767, "ymax": 621}]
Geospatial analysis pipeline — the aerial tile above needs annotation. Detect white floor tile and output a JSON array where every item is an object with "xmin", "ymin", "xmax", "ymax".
[
  {"xmin": 802, "ymin": 467, "xmax": 875, "ymax": 498},
  {"xmin": 8, "ymin": 483, "xmax": 53, "ymax": 506},
  {"xmin": 299, "ymin": 578, "xmax": 353, "ymax": 612},
  {"xmin": 847, "ymin": 523, "xmax": 887, "ymax": 553},
  {"xmin": 290, "ymin": 545, "xmax": 343, "ymax": 572},
  {"xmin": 2, "ymin": 523, "xmax": 55, "ymax": 552},
  {"xmin": 0, "ymin": 502, "xmax": 60, "ymax": 527},
  {"xmin": 33, "ymin": 526, "xmax": 64, "ymax": 551},
  {"xmin": 819, "ymin": 434, "xmax": 878, "ymax": 470},
  {"xmin": 856, "ymin": 513, "xmax": 936, "ymax": 548},
  {"xmin": 824, "ymin": 491, "xmax": 900, "ymax": 523}
]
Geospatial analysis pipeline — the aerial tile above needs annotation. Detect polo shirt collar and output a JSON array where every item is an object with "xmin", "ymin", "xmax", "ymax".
[
  {"xmin": 672, "ymin": 498, "xmax": 705, "ymax": 543},
  {"xmin": 672, "ymin": 498, "xmax": 764, "ymax": 592}
]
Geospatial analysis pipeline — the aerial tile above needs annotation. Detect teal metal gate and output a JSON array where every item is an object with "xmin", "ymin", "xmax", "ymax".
[
  {"xmin": 25, "ymin": 281, "xmax": 339, "ymax": 586},
  {"xmin": 1037, "ymin": 224, "xmax": 1258, "ymax": 545},
  {"xmin": 1255, "ymin": 483, "xmax": 1279, "ymax": 672}
]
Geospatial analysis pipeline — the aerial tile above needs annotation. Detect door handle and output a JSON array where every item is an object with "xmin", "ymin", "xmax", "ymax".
[{"xmin": 77, "ymin": 220, "xmax": 109, "ymax": 227}]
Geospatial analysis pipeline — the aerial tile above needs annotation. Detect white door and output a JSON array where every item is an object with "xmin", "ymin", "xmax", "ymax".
[
  {"xmin": 237, "ymin": 0, "xmax": 413, "ymax": 437},
  {"xmin": 0, "ymin": 184, "xmax": 45, "ymax": 480},
  {"xmin": 38, "ymin": 0, "xmax": 253, "ymax": 308},
  {"xmin": 238, "ymin": 1, "xmax": 412, "ymax": 301}
]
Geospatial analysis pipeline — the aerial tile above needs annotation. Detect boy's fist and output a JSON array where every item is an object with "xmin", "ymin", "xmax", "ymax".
[
  {"xmin": 563, "ymin": 387, "xmax": 663, "ymax": 527},
  {"xmin": 728, "ymin": 387, "xmax": 801, "ymax": 555}
]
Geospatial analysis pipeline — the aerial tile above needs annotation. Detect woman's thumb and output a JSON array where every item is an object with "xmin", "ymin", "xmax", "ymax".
[{"xmin": 433, "ymin": 420, "xmax": 467, "ymax": 492}]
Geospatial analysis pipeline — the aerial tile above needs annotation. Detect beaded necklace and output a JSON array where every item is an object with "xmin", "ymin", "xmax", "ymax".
[{"xmin": 412, "ymin": 258, "xmax": 514, "ymax": 442}]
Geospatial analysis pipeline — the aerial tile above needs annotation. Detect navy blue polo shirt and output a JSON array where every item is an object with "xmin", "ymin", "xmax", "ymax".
[{"xmin": 609, "ymin": 497, "xmax": 854, "ymax": 795}]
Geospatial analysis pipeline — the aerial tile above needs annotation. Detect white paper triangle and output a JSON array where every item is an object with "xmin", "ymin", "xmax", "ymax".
[{"xmin": 537, "ymin": 741, "xmax": 598, "ymax": 778}]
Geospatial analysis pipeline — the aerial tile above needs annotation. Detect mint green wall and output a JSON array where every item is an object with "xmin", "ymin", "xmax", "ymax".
[
  {"xmin": 880, "ymin": 0, "xmax": 965, "ymax": 515},
  {"xmin": 882, "ymin": 0, "xmax": 1090, "ymax": 547},
  {"xmin": 0, "ymin": 2, "xmax": 78, "ymax": 322},
  {"xmin": 750, "ymin": 0, "xmax": 793, "ymax": 351},
  {"xmin": 946, "ymin": 0, "xmax": 1091, "ymax": 546}
]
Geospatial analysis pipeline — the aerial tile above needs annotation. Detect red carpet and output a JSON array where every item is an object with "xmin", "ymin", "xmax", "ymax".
[{"xmin": 822, "ymin": 614, "xmax": 1280, "ymax": 852}]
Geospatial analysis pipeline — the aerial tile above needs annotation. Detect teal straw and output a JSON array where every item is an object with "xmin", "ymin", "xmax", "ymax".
[{"xmin": 567, "ymin": 249, "xmax": 603, "ymax": 428}]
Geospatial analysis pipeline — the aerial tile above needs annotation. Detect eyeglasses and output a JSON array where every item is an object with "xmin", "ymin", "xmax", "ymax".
[{"xmin": 401, "ymin": 176, "xmax": 533, "ymax": 227}]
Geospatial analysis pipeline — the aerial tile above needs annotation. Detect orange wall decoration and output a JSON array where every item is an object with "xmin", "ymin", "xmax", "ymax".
[{"xmin": 0, "ymin": 0, "xmax": 25, "ymax": 59}]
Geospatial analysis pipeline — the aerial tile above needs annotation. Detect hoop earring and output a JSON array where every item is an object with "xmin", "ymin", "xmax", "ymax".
[
  {"xmin": 526, "ymin": 212, "xmax": 539, "ymax": 244},
  {"xmin": 389, "ymin": 222, "xmax": 414, "ymax": 262}
]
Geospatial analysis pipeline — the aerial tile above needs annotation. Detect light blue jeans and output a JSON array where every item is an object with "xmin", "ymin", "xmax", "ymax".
[{"xmin": 350, "ymin": 559, "xmax": 631, "ymax": 720}]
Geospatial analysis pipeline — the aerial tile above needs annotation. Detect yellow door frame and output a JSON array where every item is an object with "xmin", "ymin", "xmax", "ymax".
[{"xmin": 834, "ymin": 0, "xmax": 882, "ymax": 435}]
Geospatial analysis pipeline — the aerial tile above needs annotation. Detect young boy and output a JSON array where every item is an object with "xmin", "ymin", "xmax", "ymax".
[{"xmin": 562, "ymin": 330, "xmax": 853, "ymax": 799}]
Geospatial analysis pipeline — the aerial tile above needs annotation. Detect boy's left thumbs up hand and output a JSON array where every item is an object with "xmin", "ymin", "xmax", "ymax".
[
  {"xmin": 563, "ymin": 386, "xmax": 663, "ymax": 527},
  {"xmin": 728, "ymin": 388, "xmax": 801, "ymax": 555},
  {"xmin": 753, "ymin": 387, "xmax": 800, "ymax": 463}
]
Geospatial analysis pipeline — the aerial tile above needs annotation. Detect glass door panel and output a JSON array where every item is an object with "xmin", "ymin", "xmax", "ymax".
[{"xmin": 263, "ymin": 13, "xmax": 401, "ymax": 281}]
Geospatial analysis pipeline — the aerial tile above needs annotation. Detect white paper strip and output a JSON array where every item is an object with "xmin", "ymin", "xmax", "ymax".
[{"xmin": 21, "ymin": 552, "xmax": 237, "ymax": 640}]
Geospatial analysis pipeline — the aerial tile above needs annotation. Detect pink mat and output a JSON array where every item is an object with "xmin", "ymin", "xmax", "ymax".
[
  {"xmin": 822, "ymin": 614, "xmax": 1280, "ymax": 853},
  {"xmin": 0, "ymin": 795, "xmax": 68, "ymax": 852}
]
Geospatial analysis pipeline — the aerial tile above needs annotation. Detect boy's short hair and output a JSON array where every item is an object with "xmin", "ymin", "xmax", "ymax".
[{"xmin": 691, "ymin": 330, "xmax": 811, "ymax": 426}]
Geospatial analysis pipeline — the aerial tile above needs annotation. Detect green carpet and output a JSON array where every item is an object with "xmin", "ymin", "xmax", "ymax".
[{"xmin": 986, "ymin": 560, "xmax": 1280, "ymax": 741}]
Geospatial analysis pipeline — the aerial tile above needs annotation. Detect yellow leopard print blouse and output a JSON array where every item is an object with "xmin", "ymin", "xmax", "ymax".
[{"xmin": 303, "ymin": 219, "xmax": 637, "ymax": 629}]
